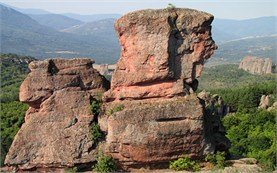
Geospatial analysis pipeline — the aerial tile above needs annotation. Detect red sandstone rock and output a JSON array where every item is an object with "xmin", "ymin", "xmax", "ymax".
[
  {"xmin": 99, "ymin": 9, "xmax": 229, "ymax": 170},
  {"xmin": 104, "ymin": 8, "xmax": 217, "ymax": 101},
  {"xmin": 5, "ymin": 58, "xmax": 110, "ymax": 170},
  {"xmin": 239, "ymin": 56, "xmax": 273, "ymax": 74}
]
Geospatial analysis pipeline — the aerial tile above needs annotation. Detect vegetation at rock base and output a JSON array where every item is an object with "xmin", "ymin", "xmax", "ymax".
[
  {"xmin": 0, "ymin": 54, "xmax": 33, "ymax": 166},
  {"xmin": 222, "ymin": 109, "xmax": 276, "ymax": 171},
  {"xmin": 205, "ymin": 151, "xmax": 227, "ymax": 169},
  {"xmin": 92, "ymin": 153, "xmax": 117, "ymax": 173},
  {"xmin": 169, "ymin": 156, "xmax": 200, "ymax": 172},
  {"xmin": 64, "ymin": 166, "xmax": 78, "ymax": 173},
  {"xmin": 201, "ymin": 80, "xmax": 276, "ymax": 171},
  {"xmin": 107, "ymin": 104, "xmax": 124, "ymax": 116},
  {"xmin": 0, "ymin": 101, "xmax": 28, "ymax": 166}
]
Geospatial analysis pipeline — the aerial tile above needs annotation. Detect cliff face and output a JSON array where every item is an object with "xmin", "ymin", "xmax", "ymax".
[
  {"xmin": 5, "ymin": 8, "xmax": 229, "ymax": 172},
  {"xmin": 104, "ymin": 8, "xmax": 217, "ymax": 101},
  {"xmin": 5, "ymin": 59, "xmax": 110, "ymax": 170},
  {"xmin": 100, "ymin": 8, "xmax": 228, "ymax": 170},
  {"xmin": 239, "ymin": 56, "xmax": 273, "ymax": 74}
]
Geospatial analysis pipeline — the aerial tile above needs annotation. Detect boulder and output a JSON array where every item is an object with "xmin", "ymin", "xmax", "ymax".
[
  {"xmin": 5, "ymin": 58, "xmax": 110, "ymax": 170},
  {"xmin": 104, "ymin": 8, "xmax": 217, "ymax": 101},
  {"xmin": 258, "ymin": 95, "xmax": 270, "ymax": 109}
]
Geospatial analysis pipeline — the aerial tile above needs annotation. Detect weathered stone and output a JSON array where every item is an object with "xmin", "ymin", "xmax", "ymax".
[
  {"xmin": 98, "ymin": 9, "xmax": 229, "ymax": 170},
  {"xmin": 239, "ymin": 56, "xmax": 273, "ymax": 74},
  {"xmin": 258, "ymin": 95, "xmax": 270, "ymax": 109},
  {"xmin": 104, "ymin": 8, "xmax": 217, "ymax": 101},
  {"xmin": 5, "ymin": 58, "xmax": 110, "ymax": 170},
  {"xmin": 100, "ymin": 95, "xmax": 206, "ymax": 169}
]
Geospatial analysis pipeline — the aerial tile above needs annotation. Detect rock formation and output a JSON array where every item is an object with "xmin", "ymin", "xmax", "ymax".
[
  {"xmin": 239, "ymin": 56, "xmax": 273, "ymax": 74},
  {"xmin": 99, "ymin": 8, "xmax": 229, "ymax": 170},
  {"xmin": 103, "ymin": 8, "xmax": 217, "ymax": 101},
  {"xmin": 5, "ymin": 8, "xmax": 230, "ymax": 172},
  {"xmin": 258, "ymin": 95, "xmax": 270, "ymax": 109},
  {"xmin": 5, "ymin": 58, "xmax": 110, "ymax": 170}
]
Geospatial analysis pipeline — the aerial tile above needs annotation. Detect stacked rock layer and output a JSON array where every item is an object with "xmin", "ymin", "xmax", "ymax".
[{"xmin": 5, "ymin": 59, "xmax": 110, "ymax": 170}]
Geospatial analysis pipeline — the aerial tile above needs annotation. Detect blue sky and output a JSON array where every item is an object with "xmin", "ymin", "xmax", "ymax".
[{"xmin": 1, "ymin": 0, "xmax": 276, "ymax": 20}]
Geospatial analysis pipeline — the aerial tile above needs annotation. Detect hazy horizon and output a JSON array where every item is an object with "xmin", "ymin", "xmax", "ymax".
[{"xmin": 1, "ymin": 0, "xmax": 276, "ymax": 20}]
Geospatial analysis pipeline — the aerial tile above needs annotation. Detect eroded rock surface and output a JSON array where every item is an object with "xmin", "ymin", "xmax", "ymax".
[
  {"xmin": 239, "ymin": 56, "xmax": 273, "ymax": 74},
  {"xmin": 5, "ymin": 58, "xmax": 110, "ymax": 170},
  {"xmin": 104, "ymin": 8, "xmax": 217, "ymax": 101},
  {"xmin": 99, "ymin": 8, "xmax": 228, "ymax": 170}
]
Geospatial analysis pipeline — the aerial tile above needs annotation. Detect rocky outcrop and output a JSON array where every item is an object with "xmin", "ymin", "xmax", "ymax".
[
  {"xmin": 5, "ymin": 58, "xmax": 110, "ymax": 170},
  {"xmin": 239, "ymin": 56, "xmax": 273, "ymax": 74},
  {"xmin": 103, "ymin": 8, "xmax": 217, "ymax": 101},
  {"xmin": 99, "ymin": 8, "xmax": 228, "ymax": 170},
  {"xmin": 5, "ymin": 8, "xmax": 230, "ymax": 172},
  {"xmin": 258, "ymin": 95, "xmax": 270, "ymax": 109}
]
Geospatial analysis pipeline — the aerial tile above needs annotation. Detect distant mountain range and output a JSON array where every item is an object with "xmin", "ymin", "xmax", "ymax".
[
  {"xmin": 0, "ymin": 4, "xmax": 120, "ymax": 64},
  {"xmin": 28, "ymin": 14, "xmax": 84, "ymax": 30},
  {"xmin": 213, "ymin": 17, "xmax": 277, "ymax": 43},
  {"xmin": 0, "ymin": 3, "xmax": 276, "ymax": 64}
]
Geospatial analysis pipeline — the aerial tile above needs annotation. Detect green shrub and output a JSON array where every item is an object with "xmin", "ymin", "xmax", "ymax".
[
  {"xmin": 167, "ymin": 3, "xmax": 176, "ymax": 9},
  {"xmin": 108, "ymin": 104, "xmax": 124, "ymax": 116},
  {"xmin": 93, "ymin": 153, "xmax": 116, "ymax": 173},
  {"xmin": 65, "ymin": 166, "xmax": 78, "ymax": 173},
  {"xmin": 90, "ymin": 122, "xmax": 104, "ymax": 143},
  {"xmin": 0, "ymin": 101, "xmax": 28, "ymax": 166},
  {"xmin": 169, "ymin": 156, "xmax": 200, "ymax": 172},
  {"xmin": 223, "ymin": 109, "xmax": 276, "ymax": 171},
  {"xmin": 90, "ymin": 99, "xmax": 101, "ymax": 116},
  {"xmin": 205, "ymin": 151, "xmax": 227, "ymax": 169}
]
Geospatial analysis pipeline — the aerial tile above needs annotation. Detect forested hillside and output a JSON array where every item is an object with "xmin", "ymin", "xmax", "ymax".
[
  {"xmin": 0, "ymin": 54, "xmax": 31, "ymax": 166},
  {"xmin": 198, "ymin": 64, "xmax": 276, "ymax": 90}
]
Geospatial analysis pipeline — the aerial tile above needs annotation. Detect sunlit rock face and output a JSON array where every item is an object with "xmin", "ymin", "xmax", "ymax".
[
  {"xmin": 239, "ymin": 56, "xmax": 273, "ymax": 74},
  {"xmin": 104, "ymin": 8, "xmax": 217, "ymax": 102},
  {"xmin": 5, "ymin": 58, "xmax": 110, "ymax": 170},
  {"xmin": 99, "ymin": 8, "xmax": 228, "ymax": 171}
]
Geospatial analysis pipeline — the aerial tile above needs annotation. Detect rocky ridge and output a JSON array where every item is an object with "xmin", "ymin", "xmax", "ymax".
[{"xmin": 239, "ymin": 56, "xmax": 273, "ymax": 74}]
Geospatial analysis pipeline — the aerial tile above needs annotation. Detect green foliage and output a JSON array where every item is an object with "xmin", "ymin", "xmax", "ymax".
[
  {"xmin": 0, "ymin": 53, "xmax": 35, "ymax": 103},
  {"xmin": 205, "ymin": 152, "xmax": 227, "ymax": 169},
  {"xmin": 108, "ymin": 104, "xmax": 124, "ymax": 116},
  {"xmin": 65, "ymin": 166, "xmax": 78, "ymax": 173},
  {"xmin": 209, "ymin": 81, "xmax": 276, "ymax": 112},
  {"xmin": 167, "ymin": 3, "xmax": 176, "ymax": 9},
  {"xmin": 198, "ymin": 64, "xmax": 276, "ymax": 91},
  {"xmin": 90, "ymin": 123, "xmax": 104, "ymax": 143},
  {"xmin": 223, "ymin": 109, "xmax": 276, "ymax": 171},
  {"xmin": 169, "ymin": 156, "xmax": 200, "ymax": 172},
  {"xmin": 90, "ymin": 99, "xmax": 101, "ymax": 116},
  {"xmin": 0, "ymin": 101, "xmax": 28, "ymax": 166},
  {"xmin": 93, "ymin": 153, "xmax": 116, "ymax": 173}
]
